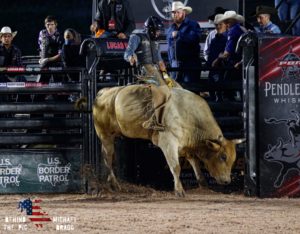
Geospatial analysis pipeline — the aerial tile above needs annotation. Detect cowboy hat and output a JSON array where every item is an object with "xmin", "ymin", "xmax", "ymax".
[
  {"xmin": 0, "ymin": 26, "xmax": 17, "ymax": 38},
  {"xmin": 208, "ymin": 7, "xmax": 228, "ymax": 21},
  {"xmin": 214, "ymin": 14, "xmax": 224, "ymax": 24},
  {"xmin": 169, "ymin": 1, "xmax": 192, "ymax": 15},
  {"xmin": 220, "ymin": 10, "xmax": 245, "ymax": 23},
  {"xmin": 254, "ymin": 5, "xmax": 277, "ymax": 16}
]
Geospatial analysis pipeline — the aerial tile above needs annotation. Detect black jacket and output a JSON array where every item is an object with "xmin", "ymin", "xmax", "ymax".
[
  {"xmin": 0, "ymin": 44, "xmax": 22, "ymax": 66},
  {"xmin": 96, "ymin": 0, "xmax": 135, "ymax": 37}
]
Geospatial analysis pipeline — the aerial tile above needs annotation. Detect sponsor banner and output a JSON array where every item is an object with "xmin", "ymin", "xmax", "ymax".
[
  {"xmin": 258, "ymin": 36, "xmax": 300, "ymax": 197},
  {"xmin": 6, "ymin": 67, "xmax": 26, "ymax": 72},
  {"xmin": 48, "ymin": 67, "xmax": 63, "ymax": 71},
  {"xmin": 106, "ymin": 41, "xmax": 128, "ymax": 51},
  {"xmin": 24, "ymin": 82, "xmax": 45, "ymax": 87},
  {"xmin": 0, "ymin": 150, "xmax": 82, "ymax": 193},
  {"xmin": 6, "ymin": 82, "xmax": 26, "ymax": 88}
]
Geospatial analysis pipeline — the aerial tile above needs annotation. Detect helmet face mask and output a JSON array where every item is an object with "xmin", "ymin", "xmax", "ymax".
[{"xmin": 144, "ymin": 16, "xmax": 164, "ymax": 40}]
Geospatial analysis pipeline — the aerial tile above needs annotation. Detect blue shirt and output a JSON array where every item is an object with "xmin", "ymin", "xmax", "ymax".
[
  {"xmin": 225, "ymin": 23, "xmax": 246, "ymax": 64},
  {"xmin": 255, "ymin": 21, "xmax": 281, "ymax": 34},
  {"xmin": 167, "ymin": 17, "xmax": 201, "ymax": 62}
]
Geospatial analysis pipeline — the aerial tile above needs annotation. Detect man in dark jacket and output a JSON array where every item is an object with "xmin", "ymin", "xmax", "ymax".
[
  {"xmin": 0, "ymin": 26, "xmax": 24, "ymax": 82},
  {"xmin": 167, "ymin": 1, "xmax": 201, "ymax": 84},
  {"xmin": 96, "ymin": 0, "xmax": 135, "ymax": 39}
]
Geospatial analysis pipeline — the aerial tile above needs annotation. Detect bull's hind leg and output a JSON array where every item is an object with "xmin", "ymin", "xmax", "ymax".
[
  {"xmin": 158, "ymin": 135, "xmax": 185, "ymax": 197},
  {"xmin": 100, "ymin": 136, "xmax": 121, "ymax": 191}
]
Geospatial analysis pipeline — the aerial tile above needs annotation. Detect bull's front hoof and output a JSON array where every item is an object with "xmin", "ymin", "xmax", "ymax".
[
  {"xmin": 109, "ymin": 181, "xmax": 121, "ymax": 191},
  {"xmin": 175, "ymin": 189, "xmax": 185, "ymax": 198},
  {"xmin": 107, "ymin": 175, "xmax": 121, "ymax": 191}
]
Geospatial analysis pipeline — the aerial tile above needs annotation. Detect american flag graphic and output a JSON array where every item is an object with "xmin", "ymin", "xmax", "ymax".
[{"xmin": 18, "ymin": 198, "xmax": 52, "ymax": 228}]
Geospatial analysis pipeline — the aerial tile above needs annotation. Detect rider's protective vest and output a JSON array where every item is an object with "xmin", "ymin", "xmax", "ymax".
[{"xmin": 135, "ymin": 33, "xmax": 160, "ymax": 65}]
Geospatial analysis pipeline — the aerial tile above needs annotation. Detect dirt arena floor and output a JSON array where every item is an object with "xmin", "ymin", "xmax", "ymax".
[{"xmin": 1, "ymin": 183, "xmax": 300, "ymax": 234}]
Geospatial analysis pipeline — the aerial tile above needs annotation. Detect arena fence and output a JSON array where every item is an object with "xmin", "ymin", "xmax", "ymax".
[{"xmin": 0, "ymin": 68, "xmax": 89, "ymax": 193}]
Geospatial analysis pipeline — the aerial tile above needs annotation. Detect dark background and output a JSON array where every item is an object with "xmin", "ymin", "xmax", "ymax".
[
  {"xmin": 0, "ymin": 0, "xmax": 274, "ymax": 55},
  {"xmin": 0, "ymin": 0, "xmax": 92, "ymax": 55}
]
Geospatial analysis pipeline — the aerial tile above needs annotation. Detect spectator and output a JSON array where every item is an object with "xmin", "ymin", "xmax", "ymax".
[
  {"xmin": 90, "ymin": 19, "xmax": 112, "ymax": 38},
  {"xmin": 61, "ymin": 28, "xmax": 84, "ymax": 83},
  {"xmin": 38, "ymin": 15, "xmax": 63, "ymax": 82},
  {"xmin": 212, "ymin": 11, "xmax": 247, "ymax": 101},
  {"xmin": 62, "ymin": 28, "xmax": 82, "ymax": 67},
  {"xmin": 204, "ymin": 7, "xmax": 228, "ymax": 61},
  {"xmin": 206, "ymin": 14, "xmax": 228, "ymax": 102},
  {"xmin": 95, "ymin": 0, "xmax": 135, "ymax": 39},
  {"xmin": 0, "ymin": 26, "xmax": 25, "ymax": 82},
  {"xmin": 124, "ymin": 16, "xmax": 171, "ymax": 131},
  {"xmin": 166, "ymin": 1, "xmax": 201, "ymax": 84},
  {"xmin": 275, "ymin": 0, "xmax": 300, "ymax": 35},
  {"xmin": 0, "ymin": 26, "xmax": 28, "ymax": 103},
  {"xmin": 213, "ymin": 11, "xmax": 246, "ymax": 70},
  {"xmin": 255, "ymin": 5, "xmax": 281, "ymax": 34}
]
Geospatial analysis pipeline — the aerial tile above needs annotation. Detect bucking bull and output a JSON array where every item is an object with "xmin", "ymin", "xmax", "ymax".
[{"xmin": 77, "ymin": 84, "xmax": 243, "ymax": 197}]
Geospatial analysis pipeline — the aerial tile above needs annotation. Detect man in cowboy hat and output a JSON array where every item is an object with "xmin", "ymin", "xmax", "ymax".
[
  {"xmin": 0, "ymin": 26, "xmax": 25, "ymax": 82},
  {"xmin": 213, "ymin": 11, "xmax": 246, "ymax": 67},
  {"xmin": 0, "ymin": 26, "xmax": 22, "ymax": 68},
  {"xmin": 205, "ymin": 14, "xmax": 228, "ymax": 102},
  {"xmin": 255, "ymin": 5, "xmax": 281, "ymax": 34},
  {"xmin": 167, "ymin": 1, "xmax": 201, "ymax": 84},
  {"xmin": 212, "ymin": 10, "xmax": 247, "ymax": 101}
]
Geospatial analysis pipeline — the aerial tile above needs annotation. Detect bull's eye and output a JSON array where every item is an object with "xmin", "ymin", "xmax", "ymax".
[{"xmin": 220, "ymin": 154, "xmax": 227, "ymax": 162}]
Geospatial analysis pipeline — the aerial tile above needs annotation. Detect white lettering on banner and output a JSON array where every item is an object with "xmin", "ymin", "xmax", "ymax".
[
  {"xmin": 37, "ymin": 158, "xmax": 71, "ymax": 186},
  {"xmin": 264, "ymin": 82, "xmax": 300, "ymax": 97},
  {"xmin": 7, "ymin": 67, "xmax": 25, "ymax": 72},
  {"xmin": 48, "ymin": 82, "xmax": 62, "ymax": 87},
  {"xmin": 0, "ymin": 158, "xmax": 12, "ymax": 166},
  {"xmin": 0, "ymin": 159, "xmax": 22, "ymax": 188},
  {"xmin": 6, "ymin": 82, "xmax": 25, "ymax": 88}
]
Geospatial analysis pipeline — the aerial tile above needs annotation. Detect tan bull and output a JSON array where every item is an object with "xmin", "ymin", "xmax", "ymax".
[{"xmin": 85, "ymin": 85, "xmax": 243, "ymax": 197}]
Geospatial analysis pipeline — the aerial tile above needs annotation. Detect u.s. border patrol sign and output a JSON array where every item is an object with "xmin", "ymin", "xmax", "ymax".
[{"xmin": 0, "ymin": 150, "xmax": 82, "ymax": 193}]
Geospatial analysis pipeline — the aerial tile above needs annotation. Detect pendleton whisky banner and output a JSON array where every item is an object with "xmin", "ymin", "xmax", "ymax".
[{"xmin": 257, "ymin": 36, "xmax": 300, "ymax": 197}]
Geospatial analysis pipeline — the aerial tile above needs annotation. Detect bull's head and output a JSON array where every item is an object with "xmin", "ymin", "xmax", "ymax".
[{"xmin": 202, "ymin": 138, "xmax": 244, "ymax": 185}]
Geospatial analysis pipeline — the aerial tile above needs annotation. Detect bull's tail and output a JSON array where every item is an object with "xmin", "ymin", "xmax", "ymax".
[{"xmin": 74, "ymin": 97, "xmax": 88, "ymax": 111}]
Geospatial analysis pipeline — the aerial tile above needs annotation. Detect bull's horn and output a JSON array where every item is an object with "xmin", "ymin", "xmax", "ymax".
[
  {"xmin": 232, "ymin": 138, "xmax": 246, "ymax": 144},
  {"xmin": 268, "ymin": 144, "xmax": 272, "ymax": 150},
  {"xmin": 206, "ymin": 140, "xmax": 221, "ymax": 151},
  {"xmin": 217, "ymin": 135, "xmax": 224, "ymax": 143},
  {"xmin": 277, "ymin": 138, "xmax": 283, "ymax": 148}
]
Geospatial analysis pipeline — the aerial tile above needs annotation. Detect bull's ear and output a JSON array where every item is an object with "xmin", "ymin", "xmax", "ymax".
[
  {"xmin": 206, "ymin": 140, "xmax": 221, "ymax": 151},
  {"xmin": 232, "ymin": 138, "xmax": 246, "ymax": 144}
]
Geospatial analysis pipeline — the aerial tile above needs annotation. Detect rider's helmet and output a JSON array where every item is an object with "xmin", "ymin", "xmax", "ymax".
[{"xmin": 144, "ymin": 16, "xmax": 164, "ymax": 40}]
